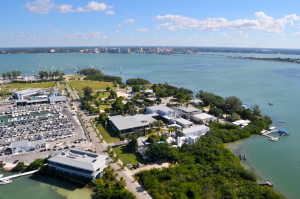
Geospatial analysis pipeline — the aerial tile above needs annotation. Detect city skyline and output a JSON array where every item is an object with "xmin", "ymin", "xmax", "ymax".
[{"xmin": 2, "ymin": 0, "xmax": 300, "ymax": 48}]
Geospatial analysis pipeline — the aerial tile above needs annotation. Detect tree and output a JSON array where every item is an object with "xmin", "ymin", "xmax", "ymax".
[
  {"xmin": 97, "ymin": 91, "xmax": 101, "ymax": 96},
  {"xmin": 6, "ymin": 71, "xmax": 11, "ymax": 79},
  {"xmin": 229, "ymin": 112, "xmax": 241, "ymax": 122},
  {"xmin": 2, "ymin": 73, "xmax": 6, "ymax": 79},
  {"xmin": 108, "ymin": 90, "xmax": 117, "ymax": 99},
  {"xmin": 132, "ymin": 85, "xmax": 141, "ymax": 92},
  {"xmin": 128, "ymin": 138, "xmax": 138, "ymax": 152},
  {"xmin": 82, "ymin": 86, "xmax": 93, "ymax": 97},
  {"xmin": 15, "ymin": 162, "xmax": 25, "ymax": 171},
  {"xmin": 199, "ymin": 90, "xmax": 215, "ymax": 106},
  {"xmin": 107, "ymin": 145, "xmax": 112, "ymax": 152},
  {"xmin": 251, "ymin": 104, "xmax": 261, "ymax": 116},
  {"xmin": 225, "ymin": 96, "xmax": 242, "ymax": 110},
  {"xmin": 106, "ymin": 86, "xmax": 111, "ymax": 91}
]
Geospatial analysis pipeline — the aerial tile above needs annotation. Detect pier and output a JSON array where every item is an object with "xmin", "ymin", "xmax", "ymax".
[
  {"xmin": 257, "ymin": 179, "xmax": 274, "ymax": 187},
  {"xmin": 0, "ymin": 169, "xmax": 39, "ymax": 180}
]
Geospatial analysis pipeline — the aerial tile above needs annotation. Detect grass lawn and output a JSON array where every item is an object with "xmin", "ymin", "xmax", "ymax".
[
  {"xmin": 144, "ymin": 84, "xmax": 153, "ymax": 89},
  {"xmin": 99, "ymin": 104, "xmax": 111, "ymax": 110},
  {"xmin": 66, "ymin": 75, "xmax": 84, "ymax": 79},
  {"xmin": 145, "ymin": 128, "xmax": 166, "ymax": 138},
  {"xmin": 95, "ymin": 122, "xmax": 120, "ymax": 143},
  {"xmin": 67, "ymin": 80, "xmax": 114, "ymax": 91},
  {"xmin": 4, "ymin": 81, "xmax": 57, "ymax": 90},
  {"xmin": 113, "ymin": 145, "xmax": 145, "ymax": 165}
]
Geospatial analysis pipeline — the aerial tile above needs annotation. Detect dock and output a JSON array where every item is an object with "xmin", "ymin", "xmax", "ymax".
[
  {"xmin": 0, "ymin": 170, "xmax": 39, "ymax": 180},
  {"xmin": 257, "ymin": 179, "xmax": 274, "ymax": 187}
]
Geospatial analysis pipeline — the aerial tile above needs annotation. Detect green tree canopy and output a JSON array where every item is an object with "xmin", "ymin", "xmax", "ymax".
[{"xmin": 82, "ymin": 86, "xmax": 94, "ymax": 97}]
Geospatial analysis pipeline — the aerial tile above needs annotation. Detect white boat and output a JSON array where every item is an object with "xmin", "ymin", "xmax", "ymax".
[
  {"xmin": 0, "ymin": 174, "xmax": 3, "ymax": 178},
  {"xmin": 0, "ymin": 179, "xmax": 12, "ymax": 184}
]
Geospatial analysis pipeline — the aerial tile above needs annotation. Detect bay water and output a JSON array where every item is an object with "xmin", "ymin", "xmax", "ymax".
[{"xmin": 0, "ymin": 52, "xmax": 300, "ymax": 198}]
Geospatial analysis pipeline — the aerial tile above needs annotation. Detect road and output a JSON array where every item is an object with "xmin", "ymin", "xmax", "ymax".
[{"xmin": 67, "ymin": 86, "xmax": 151, "ymax": 199}]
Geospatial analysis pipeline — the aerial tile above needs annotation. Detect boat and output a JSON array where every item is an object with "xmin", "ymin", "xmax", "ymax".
[
  {"xmin": 0, "ymin": 174, "xmax": 3, "ymax": 178},
  {"xmin": 268, "ymin": 103, "xmax": 274, "ymax": 105},
  {"xmin": 278, "ymin": 120, "xmax": 285, "ymax": 123},
  {"xmin": 0, "ymin": 179, "xmax": 12, "ymax": 184}
]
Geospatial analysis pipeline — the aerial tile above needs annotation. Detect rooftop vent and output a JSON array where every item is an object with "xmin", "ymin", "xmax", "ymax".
[
  {"xmin": 83, "ymin": 154, "xmax": 87, "ymax": 158},
  {"xmin": 141, "ymin": 120, "xmax": 148, "ymax": 123}
]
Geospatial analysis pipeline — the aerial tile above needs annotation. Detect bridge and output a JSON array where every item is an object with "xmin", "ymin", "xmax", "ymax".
[{"xmin": 257, "ymin": 179, "xmax": 274, "ymax": 187}]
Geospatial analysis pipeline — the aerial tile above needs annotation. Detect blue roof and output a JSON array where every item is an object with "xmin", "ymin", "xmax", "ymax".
[
  {"xmin": 243, "ymin": 103, "xmax": 247, "ymax": 105},
  {"xmin": 279, "ymin": 129, "xmax": 289, "ymax": 133}
]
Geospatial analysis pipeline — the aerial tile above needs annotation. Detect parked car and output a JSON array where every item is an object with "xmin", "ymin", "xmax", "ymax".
[
  {"xmin": 13, "ymin": 160, "xmax": 19, "ymax": 164},
  {"xmin": 71, "ymin": 145, "xmax": 76, "ymax": 148}
]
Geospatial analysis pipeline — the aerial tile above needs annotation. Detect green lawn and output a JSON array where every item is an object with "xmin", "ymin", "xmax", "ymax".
[
  {"xmin": 95, "ymin": 122, "xmax": 120, "ymax": 143},
  {"xmin": 99, "ymin": 104, "xmax": 111, "ymax": 110},
  {"xmin": 145, "ymin": 128, "xmax": 166, "ymax": 138},
  {"xmin": 113, "ymin": 145, "xmax": 145, "ymax": 165},
  {"xmin": 4, "ymin": 81, "xmax": 57, "ymax": 90},
  {"xmin": 67, "ymin": 80, "xmax": 114, "ymax": 91},
  {"xmin": 66, "ymin": 75, "xmax": 84, "ymax": 79}
]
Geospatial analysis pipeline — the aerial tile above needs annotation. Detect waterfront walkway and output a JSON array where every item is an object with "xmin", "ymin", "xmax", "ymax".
[{"xmin": 0, "ymin": 170, "xmax": 39, "ymax": 180}]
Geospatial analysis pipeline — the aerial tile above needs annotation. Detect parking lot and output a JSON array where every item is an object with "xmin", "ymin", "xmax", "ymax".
[{"xmin": 0, "ymin": 101, "xmax": 89, "ymax": 162}]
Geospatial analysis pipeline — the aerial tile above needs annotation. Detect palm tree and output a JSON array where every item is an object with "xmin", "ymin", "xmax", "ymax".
[{"xmin": 107, "ymin": 145, "xmax": 111, "ymax": 152}]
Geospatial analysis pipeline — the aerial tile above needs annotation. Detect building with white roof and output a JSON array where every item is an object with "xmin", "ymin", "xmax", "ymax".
[
  {"xmin": 232, "ymin": 120, "xmax": 251, "ymax": 127},
  {"xmin": 191, "ymin": 113, "xmax": 216, "ymax": 123},
  {"xmin": 13, "ymin": 88, "xmax": 42, "ymax": 99},
  {"xmin": 182, "ymin": 125, "xmax": 210, "ymax": 137},
  {"xmin": 48, "ymin": 149, "xmax": 107, "ymax": 179},
  {"xmin": 143, "ymin": 89, "xmax": 153, "ymax": 94},
  {"xmin": 146, "ymin": 105, "xmax": 176, "ymax": 118},
  {"xmin": 10, "ymin": 139, "xmax": 46, "ymax": 154},
  {"xmin": 174, "ymin": 118, "xmax": 193, "ymax": 128},
  {"xmin": 109, "ymin": 114, "xmax": 158, "ymax": 132}
]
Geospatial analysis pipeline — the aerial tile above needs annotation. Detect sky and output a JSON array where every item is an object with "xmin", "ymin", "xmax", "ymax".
[{"xmin": 2, "ymin": 0, "xmax": 300, "ymax": 48}]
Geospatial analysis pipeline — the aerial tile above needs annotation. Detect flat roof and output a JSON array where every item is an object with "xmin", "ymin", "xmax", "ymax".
[
  {"xmin": 109, "ymin": 114, "xmax": 157, "ymax": 131},
  {"xmin": 27, "ymin": 99, "xmax": 49, "ymax": 103},
  {"xmin": 232, "ymin": 120, "xmax": 251, "ymax": 126},
  {"xmin": 11, "ymin": 140, "xmax": 28, "ymax": 148},
  {"xmin": 28, "ymin": 140, "xmax": 45, "ymax": 147},
  {"xmin": 49, "ymin": 96, "xmax": 66, "ymax": 100},
  {"xmin": 146, "ymin": 105, "xmax": 174, "ymax": 113},
  {"xmin": 15, "ymin": 88, "xmax": 42, "ymax": 95},
  {"xmin": 192, "ymin": 113, "xmax": 216, "ymax": 120},
  {"xmin": 177, "ymin": 106, "xmax": 199, "ymax": 113},
  {"xmin": 175, "ymin": 118, "xmax": 193, "ymax": 125},
  {"xmin": 183, "ymin": 125, "xmax": 210, "ymax": 134},
  {"xmin": 48, "ymin": 149, "xmax": 107, "ymax": 172}
]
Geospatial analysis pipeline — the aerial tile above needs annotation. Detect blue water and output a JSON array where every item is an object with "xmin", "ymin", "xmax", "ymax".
[{"xmin": 1, "ymin": 52, "xmax": 300, "ymax": 198}]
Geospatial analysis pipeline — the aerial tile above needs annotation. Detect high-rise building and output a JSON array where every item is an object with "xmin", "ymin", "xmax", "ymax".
[{"xmin": 122, "ymin": 48, "xmax": 130, "ymax": 53}]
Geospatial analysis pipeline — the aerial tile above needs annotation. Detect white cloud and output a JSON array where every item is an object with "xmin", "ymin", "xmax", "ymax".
[
  {"xmin": 220, "ymin": 33, "xmax": 231, "ymax": 39},
  {"xmin": 69, "ymin": 18, "xmax": 74, "ymax": 20},
  {"xmin": 48, "ymin": 24, "xmax": 52, "ymax": 27},
  {"xmin": 187, "ymin": 38, "xmax": 192, "ymax": 41},
  {"xmin": 155, "ymin": 12, "xmax": 300, "ymax": 34},
  {"xmin": 57, "ymin": 1, "xmax": 107, "ymax": 13},
  {"xmin": 60, "ymin": 32, "xmax": 107, "ymax": 40},
  {"xmin": 55, "ymin": 30, "xmax": 58, "ymax": 32},
  {"xmin": 57, "ymin": 4, "xmax": 72, "ymax": 13},
  {"xmin": 105, "ymin": 11, "xmax": 115, "ymax": 15},
  {"xmin": 108, "ymin": 5, "xmax": 115, "ymax": 9},
  {"xmin": 155, "ymin": 32, "xmax": 158, "ymax": 34},
  {"xmin": 124, "ymin": 19, "xmax": 134, "ymax": 24},
  {"xmin": 116, "ymin": 25, "xmax": 122, "ymax": 28},
  {"xmin": 291, "ymin": 32, "xmax": 300, "ymax": 36},
  {"xmin": 236, "ymin": 31, "xmax": 242, "ymax": 35},
  {"xmin": 20, "ymin": 31, "xmax": 25, "ymax": 34},
  {"xmin": 137, "ymin": 28, "xmax": 148, "ymax": 32},
  {"xmin": 115, "ymin": 30, "xmax": 120, "ymax": 33},
  {"xmin": 24, "ymin": 0, "xmax": 55, "ymax": 15},
  {"xmin": 244, "ymin": 35, "xmax": 248, "ymax": 37}
]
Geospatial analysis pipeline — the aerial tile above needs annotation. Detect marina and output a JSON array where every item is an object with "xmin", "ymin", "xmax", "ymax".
[{"xmin": 0, "ymin": 169, "xmax": 39, "ymax": 184}]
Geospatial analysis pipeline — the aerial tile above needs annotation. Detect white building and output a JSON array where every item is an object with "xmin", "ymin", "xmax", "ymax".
[
  {"xmin": 232, "ymin": 120, "xmax": 251, "ymax": 127},
  {"xmin": 144, "ymin": 89, "xmax": 153, "ymax": 94},
  {"xmin": 191, "ymin": 113, "xmax": 216, "ymax": 123},
  {"xmin": 182, "ymin": 125, "xmax": 210, "ymax": 137},
  {"xmin": 48, "ymin": 149, "xmax": 107, "ymax": 179},
  {"xmin": 13, "ymin": 88, "xmax": 42, "ymax": 100},
  {"xmin": 10, "ymin": 140, "xmax": 46, "ymax": 154},
  {"xmin": 122, "ymin": 48, "xmax": 130, "ymax": 53},
  {"xmin": 146, "ymin": 105, "xmax": 176, "ymax": 117},
  {"xmin": 174, "ymin": 118, "xmax": 193, "ymax": 128}
]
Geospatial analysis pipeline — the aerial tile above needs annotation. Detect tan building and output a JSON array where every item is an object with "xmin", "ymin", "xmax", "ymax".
[{"xmin": 49, "ymin": 49, "xmax": 56, "ymax": 53}]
